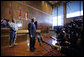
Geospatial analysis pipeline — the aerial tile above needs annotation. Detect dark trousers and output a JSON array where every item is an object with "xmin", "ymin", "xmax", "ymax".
[
  {"xmin": 30, "ymin": 37, "xmax": 36, "ymax": 50},
  {"xmin": 37, "ymin": 36, "xmax": 44, "ymax": 45},
  {"xmin": 9, "ymin": 31, "xmax": 16, "ymax": 45}
]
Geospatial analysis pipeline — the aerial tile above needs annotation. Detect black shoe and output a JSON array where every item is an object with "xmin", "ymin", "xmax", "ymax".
[
  {"xmin": 30, "ymin": 48, "xmax": 35, "ymax": 51},
  {"xmin": 30, "ymin": 49, "xmax": 34, "ymax": 51}
]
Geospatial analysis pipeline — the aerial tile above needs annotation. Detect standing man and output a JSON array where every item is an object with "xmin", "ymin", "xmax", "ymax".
[
  {"xmin": 28, "ymin": 18, "xmax": 36, "ymax": 51},
  {"xmin": 8, "ymin": 19, "xmax": 18, "ymax": 47}
]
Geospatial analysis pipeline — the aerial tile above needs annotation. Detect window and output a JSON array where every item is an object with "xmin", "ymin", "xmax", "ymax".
[
  {"xmin": 58, "ymin": 5, "xmax": 63, "ymax": 26},
  {"xmin": 66, "ymin": 1, "xmax": 83, "ymax": 18},
  {"xmin": 81, "ymin": 1, "xmax": 83, "ymax": 15},
  {"xmin": 53, "ymin": 16, "xmax": 57, "ymax": 26},
  {"xmin": 52, "ymin": 5, "xmax": 64, "ymax": 26},
  {"xmin": 58, "ymin": 16, "xmax": 62, "ymax": 26}
]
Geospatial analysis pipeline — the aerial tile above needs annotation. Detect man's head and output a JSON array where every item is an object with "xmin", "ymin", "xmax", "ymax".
[
  {"xmin": 12, "ymin": 19, "xmax": 15, "ymax": 23},
  {"xmin": 31, "ymin": 17, "xmax": 36, "ymax": 22}
]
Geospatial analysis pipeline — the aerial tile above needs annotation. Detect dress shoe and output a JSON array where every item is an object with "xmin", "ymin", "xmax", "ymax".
[
  {"xmin": 13, "ymin": 43, "xmax": 18, "ymax": 46},
  {"xmin": 9, "ymin": 44, "xmax": 13, "ymax": 48}
]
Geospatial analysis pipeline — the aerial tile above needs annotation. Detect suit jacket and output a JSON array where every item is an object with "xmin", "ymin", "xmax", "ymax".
[{"xmin": 29, "ymin": 22, "xmax": 36, "ymax": 37}]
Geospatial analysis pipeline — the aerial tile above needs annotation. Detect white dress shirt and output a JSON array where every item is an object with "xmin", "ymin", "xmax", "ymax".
[{"xmin": 8, "ymin": 22, "xmax": 18, "ymax": 31}]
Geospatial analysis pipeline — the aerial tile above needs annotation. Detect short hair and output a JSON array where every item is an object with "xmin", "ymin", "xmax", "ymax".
[
  {"xmin": 31, "ymin": 19, "xmax": 34, "ymax": 22},
  {"xmin": 12, "ymin": 19, "xmax": 15, "ymax": 23},
  {"xmin": 31, "ymin": 17, "xmax": 35, "ymax": 22}
]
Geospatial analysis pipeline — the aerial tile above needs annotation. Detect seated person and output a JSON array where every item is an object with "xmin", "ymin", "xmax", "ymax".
[{"xmin": 61, "ymin": 37, "xmax": 83, "ymax": 56}]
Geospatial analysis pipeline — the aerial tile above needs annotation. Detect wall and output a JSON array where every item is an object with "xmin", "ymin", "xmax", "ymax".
[{"xmin": 1, "ymin": 1, "xmax": 53, "ymax": 31}]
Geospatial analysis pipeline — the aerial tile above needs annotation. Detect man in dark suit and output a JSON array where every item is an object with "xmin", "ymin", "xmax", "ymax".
[{"xmin": 28, "ymin": 18, "xmax": 36, "ymax": 51}]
